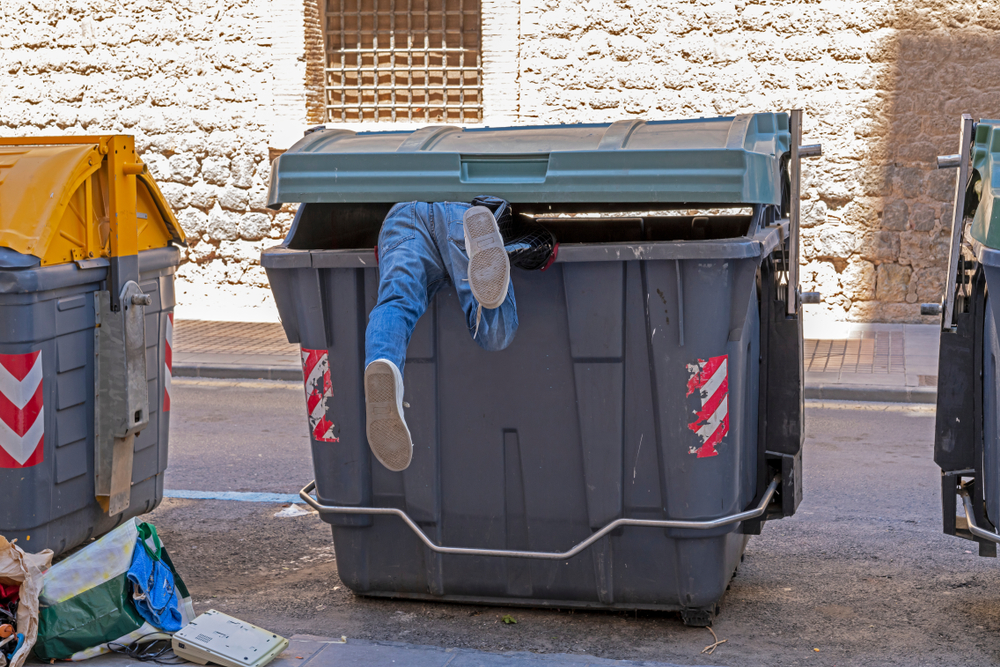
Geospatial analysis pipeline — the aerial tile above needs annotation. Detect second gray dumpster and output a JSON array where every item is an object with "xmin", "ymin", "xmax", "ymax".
[
  {"xmin": 264, "ymin": 113, "xmax": 817, "ymax": 625},
  {"xmin": 0, "ymin": 135, "xmax": 185, "ymax": 556},
  {"xmin": 933, "ymin": 116, "xmax": 1000, "ymax": 555}
]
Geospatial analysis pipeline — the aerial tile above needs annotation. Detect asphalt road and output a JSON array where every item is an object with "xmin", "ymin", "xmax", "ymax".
[
  {"xmin": 148, "ymin": 379, "xmax": 1000, "ymax": 666},
  {"xmin": 164, "ymin": 378, "xmax": 314, "ymax": 494}
]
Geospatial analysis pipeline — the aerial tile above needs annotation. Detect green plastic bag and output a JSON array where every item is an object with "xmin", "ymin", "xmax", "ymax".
[{"xmin": 33, "ymin": 519, "xmax": 194, "ymax": 661}]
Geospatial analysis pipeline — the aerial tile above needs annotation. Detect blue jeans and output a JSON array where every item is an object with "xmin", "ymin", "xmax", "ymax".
[{"xmin": 365, "ymin": 201, "xmax": 518, "ymax": 376}]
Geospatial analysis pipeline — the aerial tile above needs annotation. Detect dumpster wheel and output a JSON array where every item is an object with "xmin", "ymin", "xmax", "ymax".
[{"xmin": 681, "ymin": 604, "xmax": 721, "ymax": 628}]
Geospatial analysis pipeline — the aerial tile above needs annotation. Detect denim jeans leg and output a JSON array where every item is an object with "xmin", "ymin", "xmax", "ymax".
[
  {"xmin": 432, "ymin": 201, "xmax": 519, "ymax": 351},
  {"xmin": 365, "ymin": 202, "xmax": 446, "ymax": 376}
]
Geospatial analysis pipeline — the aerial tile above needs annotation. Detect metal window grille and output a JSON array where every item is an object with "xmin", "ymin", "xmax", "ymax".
[{"xmin": 324, "ymin": 0, "xmax": 483, "ymax": 123}]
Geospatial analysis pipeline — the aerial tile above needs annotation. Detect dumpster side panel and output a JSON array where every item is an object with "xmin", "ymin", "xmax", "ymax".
[
  {"xmin": 0, "ymin": 249, "xmax": 177, "ymax": 555},
  {"xmin": 0, "ymin": 282, "xmax": 99, "ymax": 555},
  {"xmin": 434, "ymin": 268, "xmax": 595, "ymax": 600},
  {"xmin": 311, "ymin": 252, "xmax": 765, "ymax": 611},
  {"xmin": 934, "ymin": 319, "xmax": 976, "ymax": 473},
  {"xmin": 984, "ymin": 295, "xmax": 1000, "ymax": 525},
  {"xmin": 313, "ymin": 267, "xmax": 373, "ymax": 527},
  {"xmin": 981, "ymin": 264, "xmax": 1000, "ymax": 530}
]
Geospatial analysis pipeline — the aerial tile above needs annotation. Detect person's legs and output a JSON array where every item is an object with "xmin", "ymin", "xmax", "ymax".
[
  {"xmin": 433, "ymin": 201, "xmax": 519, "ymax": 352},
  {"xmin": 365, "ymin": 201, "xmax": 447, "ymax": 372},
  {"xmin": 364, "ymin": 202, "xmax": 447, "ymax": 471}
]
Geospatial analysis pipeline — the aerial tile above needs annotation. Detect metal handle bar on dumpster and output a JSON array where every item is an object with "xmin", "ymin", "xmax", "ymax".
[
  {"xmin": 299, "ymin": 476, "xmax": 779, "ymax": 561},
  {"xmin": 787, "ymin": 110, "xmax": 824, "ymax": 316},
  {"xmin": 936, "ymin": 114, "xmax": 975, "ymax": 331},
  {"xmin": 960, "ymin": 488, "xmax": 1000, "ymax": 545}
]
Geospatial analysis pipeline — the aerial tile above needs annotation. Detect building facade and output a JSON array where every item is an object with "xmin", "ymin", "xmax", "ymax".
[{"xmin": 2, "ymin": 0, "xmax": 995, "ymax": 322}]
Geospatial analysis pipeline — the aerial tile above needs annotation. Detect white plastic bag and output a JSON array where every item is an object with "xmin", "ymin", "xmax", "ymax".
[{"xmin": 0, "ymin": 536, "xmax": 52, "ymax": 667}]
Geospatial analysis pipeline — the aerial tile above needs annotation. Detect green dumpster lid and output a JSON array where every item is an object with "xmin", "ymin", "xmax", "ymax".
[
  {"xmin": 267, "ymin": 114, "xmax": 791, "ymax": 208},
  {"xmin": 970, "ymin": 119, "xmax": 1000, "ymax": 249}
]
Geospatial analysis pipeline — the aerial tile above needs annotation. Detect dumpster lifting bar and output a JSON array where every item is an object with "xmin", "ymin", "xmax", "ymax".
[
  {"xmin": 299, "ymin": 476, "xmax": 780, "ymax": 560},
  {"xmin": 935, "ymin": 114, "xmax": 976, "ymax": 330},
  {"xmin": 960, "ymin": 488, "xmax": 1000, "ymax": 545},
  {"xmin": 787, "ymin": 109, "xmax": 824, "ymax": 316}
]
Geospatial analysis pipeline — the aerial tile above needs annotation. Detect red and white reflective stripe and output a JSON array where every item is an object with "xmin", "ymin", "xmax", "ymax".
[
  {"xmin": 164, "ymin": 313, "xmax": 173, "ymax": 412},
  {"xmin": 686, "ymin": 355, "xmax": 729, "ymax": 459},
  {"xmin": 0, "ymin": 351, "xmax": 45, "ymax": 468},
  {"xmin": 301, "ymin": 347, "xmax": 339, "ymax": 443}
]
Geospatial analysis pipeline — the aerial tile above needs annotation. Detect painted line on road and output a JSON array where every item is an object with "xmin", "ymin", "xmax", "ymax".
[{"xmin": 165, "ymin": 489, "xmax": 302, "ymax": 503}]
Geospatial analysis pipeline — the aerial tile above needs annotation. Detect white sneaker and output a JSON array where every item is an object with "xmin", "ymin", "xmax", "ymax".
[
  {"xmin": 463, "ymin": 205, "xmax": 510, "ymax": 310},
  {"xmin": 364, "ymin": 359, "xmax": 413, "ymax": 471}
]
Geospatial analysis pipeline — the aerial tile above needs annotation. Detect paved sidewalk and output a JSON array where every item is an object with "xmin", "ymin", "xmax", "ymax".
[
  {"xmin": 173, "ymin": 320, "xmax": 940, "ymax": 403},
  {"xmin": 174, "ymin": 320, "xmax": 301, "ymax": 381},
  {"xmin": 63, "ymin": 634, "xmax": 707, "ymax": 667},
  {"xmin": 803, "ymin": 323, "xmax": 939, "ymax": 403}
]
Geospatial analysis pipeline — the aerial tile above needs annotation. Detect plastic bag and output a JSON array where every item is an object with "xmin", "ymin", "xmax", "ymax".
[
  {"xmin": 126, "ymin": 523, "xmax": 184, "ymax": 632},
  {"xmin": 0, "ymin": 535, "xmax": 53, "ymax": 667},
  {"xmin": 34, "ymin": 519, "xmax": 194, "ymax": 662}
]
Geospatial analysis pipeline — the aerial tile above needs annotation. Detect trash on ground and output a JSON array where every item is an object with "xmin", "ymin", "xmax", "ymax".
[
  {"xmin": 274, "ymin": 505, "xmax": 310, "ymax": 518},
  {"xmin": 0, "ymin": 535, "xmax": 52, "ymax": 667},
  {"xmin": 33, "ymin": 518, "xmax": 194, "ymax": 662},
  {"xmin": 172, "ymin": 609, "xmax": 288, "ymax": 667}
]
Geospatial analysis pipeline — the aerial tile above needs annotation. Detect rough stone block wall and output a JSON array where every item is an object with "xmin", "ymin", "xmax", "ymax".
[
  {"xmin": 518, "ymin": 0, "xmax": 1000, "ymax": 323},
  {"xmin": 0, "ymin": 0, "xmax": 304, "ymax": 319},
  {"xmin": 304, "ymin": 0, "xmax": 326, "ymax": 125},
  {"xmin": 4, "ymin": 0, "xmax": 998, "ymax": 322}
]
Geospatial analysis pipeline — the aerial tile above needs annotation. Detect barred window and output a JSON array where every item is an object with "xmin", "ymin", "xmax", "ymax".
[{"xmin": 324, "ymin": 0, "xmax": 483, "ymax": 123}]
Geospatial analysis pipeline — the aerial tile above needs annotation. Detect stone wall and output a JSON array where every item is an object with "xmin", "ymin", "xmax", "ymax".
[
  {"xmin": 2, "ymin": 0, "xmax": 998, "ymax": 322},
  {"xmin": 517, "ymin": 0, "xmax": 1000, "ymax": 324},
  {"xmin": 0, "ymin": 0, "xmax": 306, "ymax": 320}
]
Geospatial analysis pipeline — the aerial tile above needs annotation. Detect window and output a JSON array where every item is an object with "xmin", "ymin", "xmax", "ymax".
[{"xmin": 324, "ymin": 0, "xmax": 483, "ymax": 123}]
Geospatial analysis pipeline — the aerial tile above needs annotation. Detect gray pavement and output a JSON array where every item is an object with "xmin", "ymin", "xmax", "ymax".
[
  {"xmin": 173, "ymin": 320, "xmax": 941, "ymax": 403},
  {"xmin": 162, "ymin": 377, "xmax": 313, "ymax": 494},
  {"xmin": 122, "ymin": 380, "xmax": 998, "ymax": 666}
]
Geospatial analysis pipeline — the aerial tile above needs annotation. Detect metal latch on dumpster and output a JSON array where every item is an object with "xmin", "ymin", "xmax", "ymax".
[{"xmin": 95, "ymin": 280, "xmax": 152, "ymax": 516}]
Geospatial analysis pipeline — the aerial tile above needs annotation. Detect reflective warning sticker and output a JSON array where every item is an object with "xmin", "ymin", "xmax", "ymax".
[
  {"xmin": 164, "ymin": 312, "xmax": 173, "ymax": 412},
  {"xmin": 686, "ymin": 355, "xmax": 728, "ymax": 459},
  {"xmin": 301, "ymin": 347, "xmax": 339, "ymax": 443},
  {"xmin": 0, "ymin": 351, "xmax": 45, "ymax": 468}
]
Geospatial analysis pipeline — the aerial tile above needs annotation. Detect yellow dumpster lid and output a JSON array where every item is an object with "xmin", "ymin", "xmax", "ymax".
[{"xmin": 0, "ymin": 136, "xmax": 185, "ymax": 267}]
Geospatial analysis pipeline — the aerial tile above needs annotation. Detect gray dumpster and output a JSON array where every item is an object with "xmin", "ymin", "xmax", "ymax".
[
  {"xmin": 0, "ymin": 135, "xmax": 185, "ymax": 555},
  {"xmin": 264, "ymin": 113, "xmax": 818, "ymax": 625},
  {"xmin": 933, "ymin": 116, "xmax": 1000, "ymax": 556}
]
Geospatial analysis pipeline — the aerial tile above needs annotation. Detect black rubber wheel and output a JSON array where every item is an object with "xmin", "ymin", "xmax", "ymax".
[{"xmin": 681, "ymin": 604, "xmax": 719, "ymax": 627}]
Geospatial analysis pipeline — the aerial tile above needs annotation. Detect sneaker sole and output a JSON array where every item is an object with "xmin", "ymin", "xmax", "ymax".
[
  {"xmin": 463, "ymin": 206, "xmax": 510, "ymax": 310},
  {"xmin": 364, "ymin": 360, "xmax": 413, "ymax": 472}
]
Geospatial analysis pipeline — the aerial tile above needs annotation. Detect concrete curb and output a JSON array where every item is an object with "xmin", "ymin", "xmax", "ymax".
[
  {"xmin": 804, "ymin": 383, "xmax": 937, "ymax": 404},
  {"xmin": 175, "ymin": 363, "xmax": 939, "ymax": 405},
  {"xmin": 174, "ymin": 363, "xmax": 302, "ymax": 382}
]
